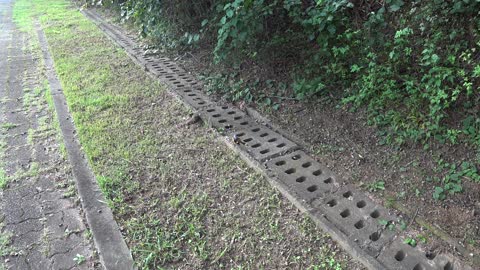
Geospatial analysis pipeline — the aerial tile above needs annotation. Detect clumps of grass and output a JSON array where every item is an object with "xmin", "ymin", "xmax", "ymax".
[
  {"xmin": 0, "ymin": 168, "xmax": 8, "ymax": 189},
  {"xmin": 0, "ymin": 224, "xmax": 14, "ymax": 263},
  {"xmin": 0, "ymin": 123, "xmax": 18, "ymax": 131}
]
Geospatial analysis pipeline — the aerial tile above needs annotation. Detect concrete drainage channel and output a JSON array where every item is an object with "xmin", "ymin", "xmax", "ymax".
[{"xmin": 81, "ymin": 8, "xmax": 472, "ymax": 270}]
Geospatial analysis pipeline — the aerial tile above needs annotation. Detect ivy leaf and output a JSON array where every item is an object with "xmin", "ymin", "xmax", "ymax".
[
  {"xmin": 201, "ymin": 19, "xmax": 209, "ymax": 27},
  {"xmin": 226, "ymin": 9, "xmax": 234, "ymax": 18},
  {"xmin": 390, "ymin": 4, "xmax": 402, "ymax": 11},
  {"xmin": 389, "ymin": 0, "xmax": 404, "ymax": 12}
]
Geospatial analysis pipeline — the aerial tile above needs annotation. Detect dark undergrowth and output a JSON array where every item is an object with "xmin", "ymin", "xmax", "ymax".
[{"xmin": 91, "ymin": 0, "xmax": 480, "ymax": 152}]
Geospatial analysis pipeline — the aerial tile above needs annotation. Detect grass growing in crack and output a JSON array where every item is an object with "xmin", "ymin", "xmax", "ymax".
[
  {"xmin": 11, "ymin": 0, "xmax": 360, "ymax": 269},
  {"xmin": 0, "ymin": 225, "xmax": 13, "ymax": 264},
  {"xmin": 0, "ymin": 168, "xmax": 7, "ymax": 190},
  {"xmin": 0, "ymin": 123, "xmax": 18, "ymax": 131}
]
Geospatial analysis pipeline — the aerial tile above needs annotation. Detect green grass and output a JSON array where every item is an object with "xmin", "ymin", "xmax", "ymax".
[
  {"xmin": 11, "ymin": 0, "xmax": 359, "ymax": 269},
  {"xmin": 0, "ymin": 168, "xmax": 7, "ymax": 189},
  {"xmin": 0, "ymin": 123, "xmax": 18, "ymax": 131}
]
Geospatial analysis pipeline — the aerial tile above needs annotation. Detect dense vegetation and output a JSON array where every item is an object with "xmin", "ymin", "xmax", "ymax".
[{"xmin": 96, "ymin": 0, "xmax": 480, "ymax": 151}]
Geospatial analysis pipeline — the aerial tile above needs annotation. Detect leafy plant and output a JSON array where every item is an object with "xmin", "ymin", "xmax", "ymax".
[
  {"xmin": 404, "ymin": 237, "xmax": 417, "ymax": 247},
  {"xmin": 379, "ymin": 219, "xmax": 395, "ymax": 231},
  {"xmin": 73, "ymin": 254, "xmax": 86, "ymax": 265},
  {"xmin": 433, "ymin": 160, "xmax": 479, "ymax": 200},
  {"xmin": 367, "ymin": 181, "xmax": 385, "ymax": 192}
]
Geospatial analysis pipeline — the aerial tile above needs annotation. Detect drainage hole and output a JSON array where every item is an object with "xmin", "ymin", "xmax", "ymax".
[
  {"xmin": 243, "ymin": 138, "xmax": 253, "ymax": 142},
  {"xmin": 292, "ymin": 154, "xmax": 301, "ymax": 160},
  {"xmin": 240, "ymin": 121, "xmax": 249, "ymax": 125},
  {"xmin": 277, "ymin": 143, "xmax": 286, "ymax": 148},
  {"xmin": 324, "ymin": 177, "xmax": 333, "ymax": 184},
  {"xmin": 413, "ymin": 263, "xmax": 425, "ymax": 270},
  {"xmin": 260, "ymin": 149, "xmax": 270, "ymax": 154},
  {"xmin": 425, "ymin": 251, "xmax": 436, "ymax": 260},
  {"xmin": 233, "ymin": 116, "xmax": 242, "ymax": 120},
  {"xmin": 212, "ymin": 114, "xmax": 221, "ymax": 118},
  {"xmin": 354, "ymin": 220, "xmax": 365, "ymax": 229},
  {"xmin": 206, "ymin": 109, "xmax": 215, "ymax": 112},
  {"xmin": 285, "ymin": 168, "xmax": 296, "ymax": 174},
  {"xmin": 443, "ymin": 262, "xmax": 453, "ymax": 270},
  {"xmin": 296, "ymin": 176, "xmax": 306, "ymax": 183},
  {"xmin": 198, "ymin": 102, "xmax": 206, "ymax": 105},
  {"xmin": 188, "ymin": 94, "xmax": 196, "ymax": 97},
  {"xmin": 340, "ymin": 209, "xmax": 350, "ymax": 218},
  {"xmin": 236, "ymin": 133, "xmax": 245, "ymax": 137},
  {"xmin": 184, "ymin": 90, "xmax": 192, "ymax": 92},
  {"xmin": 394, "ymin": 250, "xmax": 406, "ymax": 261},
  {"xmin": 251, "ymin": 128, "xmax": 260, "ymax": 132},
  {"xmin": 369, "ymin": 232, "xmax": 380, "ymax": 241},
  {"xmin": 252, "ymin": 143, "xmax": 261, "ymax": 148},
  {"xmin": 218, "ymin": 119, "xmax": 227, "ymax": 123},
  {"xmin": 356, "ymin": 200, "xmax": 366, "ymax": 208},
  {"xmin": 275, "ymin": 160, "xmax": 286, "ymax": 166},
  {"xmin": 268, "ymin": 138, "xmax": 277, "ymax": 142},
  {"xmin": 312, "ymin": 169, "xmax": 322, "ymax": 176},
  {"xmin": 178, "ymin": 84, "xmax": 185, "ymax": 87},
  {"xmin": 221, "ymin": 106, "xmax": 229, "ymax": 109},
  {"xmin": 370, "ymin": 210, "xmax": 380, "ymax": 218},
  {"xmin": 260, "ymin": 133, "xmax": 268, "ymax": 137},
  {"xmin": 227, "ymin": 111, "xmax": 236, "ymax": 115},
  {"xmin": 224, "ymin": 125, "xmax": 233, "ymax": 129},
  {"xmin": 343, "ymin": 191, "xmax": 353, "ymax": 198},
  {"xmin": 327, "ymin": 199, "xmax": 337, "ymax": 207},
  {"xmin": 307, "ymin": 185, "xmax": 318, "ymax": 192},
  {"xmin": 302, "ymin": 162, "xmax": 312, "ymax": 168}
]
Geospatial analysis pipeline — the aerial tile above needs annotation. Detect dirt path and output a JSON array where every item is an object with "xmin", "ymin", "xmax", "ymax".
[{"xmin": 0, "ymin": 0, "xmax": 97, "ymax": 268}]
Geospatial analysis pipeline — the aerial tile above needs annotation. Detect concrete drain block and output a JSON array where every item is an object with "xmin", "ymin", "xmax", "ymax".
[
  {"xmin": 174, "ymin": 88, "xmax": 214, "ymax": 109},
  {"xmin": 156, "ymin": 73, "xmax": 202, "ymax": 89},
  {"xmin": 145, "ymin": 60, "xmax": 185, "ymax": 75},
  {"xmin": 199, "ymin": 105, "xmax": 256, "ymax": 132},
  {"xmin": 377, "ymin": 237, "xmax": 463, "ymax": 270},
  {"xmin": 266, "ymin": 150, "xmax": 339, "ymax": 201},
  {"xmin": 232, "ymin": 126, "xmax": 298, "ymax": 162},
  {"xmin": 313, "ymin": 186, "xmax": 397, "ymax": 257}
]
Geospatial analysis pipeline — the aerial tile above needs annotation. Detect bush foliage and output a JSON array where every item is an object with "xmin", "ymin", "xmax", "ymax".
[{"xmin": 97, "ymin": 0, "xmax": 480, "ymax": 148}]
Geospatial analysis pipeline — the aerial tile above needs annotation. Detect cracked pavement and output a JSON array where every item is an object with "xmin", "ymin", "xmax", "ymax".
[{"xmin": 0, "ymin": 0, "xmax": 97, "ymax": 268}]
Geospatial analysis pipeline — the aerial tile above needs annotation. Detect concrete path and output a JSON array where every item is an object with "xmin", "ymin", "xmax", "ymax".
[{"xmin": 0, "ymin": 0, "xmax": 97, "ymax": 269}]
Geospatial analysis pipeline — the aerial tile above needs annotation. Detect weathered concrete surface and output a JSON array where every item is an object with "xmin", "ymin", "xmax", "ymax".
[{"xmin": 0, "ymin": 0, "xmax": 97, "ymax": 268}]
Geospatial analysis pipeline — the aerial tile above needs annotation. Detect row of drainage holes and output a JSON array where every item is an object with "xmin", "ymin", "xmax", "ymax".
[
  {"xmin": 275, "ymin": 161, "xmax": 323, "ymax": 176},
  {"xmin": 205, "ymin": 106, "xmax": 230, "ymax": 114},
  {"xmin": 192, "ymin": 98, "xmax": 207, "ymax": 106},
  {"xmin": 236, "ymin": 132, "xmax": 286, "ymax": 148},
  {"xmin": 326, "ymin": 194, "xmax": 385, "ymax": 241},
  {"xmin": 394, "ymin": 251, "xmax": 454, "ymax": 270}
]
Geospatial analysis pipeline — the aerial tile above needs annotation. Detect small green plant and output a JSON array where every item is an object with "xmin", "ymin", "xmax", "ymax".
[
  {"xmin": 379, "ymin": 219, "xmax": 395, "ymax": 231},
  {"xmin": 432, "ymin": 160, "xmax": 479, "ymax": 200},
  {"xmin": 366, "ymin": 181, "xmax": 385, "ymax": 192},
  {"xmin": 417, "ymin": 235, "xmax": 427, "ymax": 244},
  {"xmin": 433, "ymin": 186, "xmax": 446, "ymax": 200},
  {"xmin": 404, "ymin": 237, "xmax": 417, "ymax": 247},
  {"xmin": 73, "ymin": 254, "xmax": 86, "ymax": 265}
]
